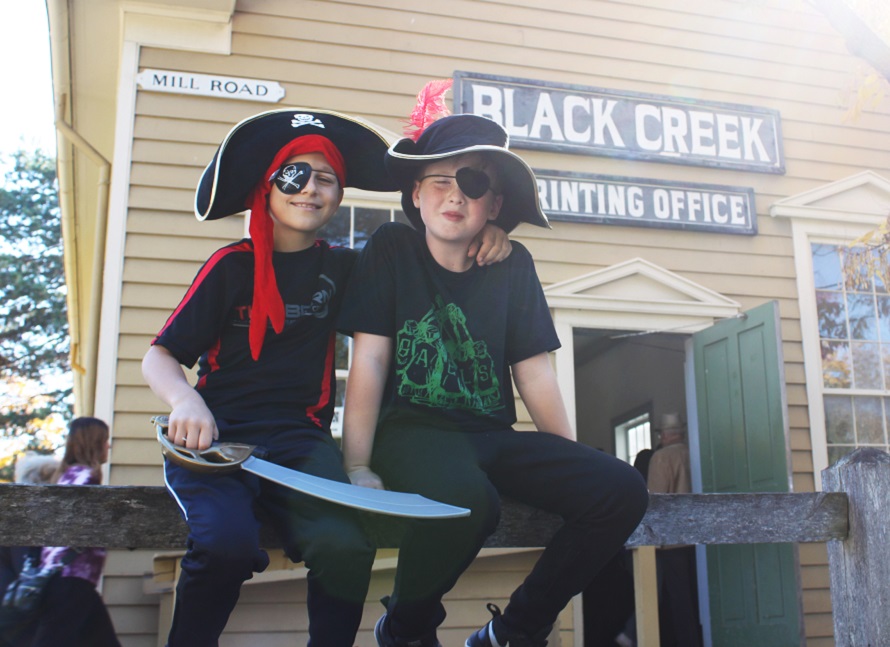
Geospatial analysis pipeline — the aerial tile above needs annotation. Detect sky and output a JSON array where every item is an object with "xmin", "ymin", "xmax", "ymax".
[
  {"xmin": 0, "ymin": 2, "xmax": 65, "ymax": 459},
  {"xmin": 0, "ymin": 2, "xmax": 57, "ymax": 156}
]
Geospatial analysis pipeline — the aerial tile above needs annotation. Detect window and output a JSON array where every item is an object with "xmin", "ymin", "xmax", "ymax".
[
  {"xmin": 318, "ymin": 204, "xmax": 408, "ymax": 435},
  {"xmin": 812, "ymin": 242, "xmax": 890, "ymax": 466},
  {"xmin": 613, "ymin": 408, "xmax": 652, "ymax": 465}
]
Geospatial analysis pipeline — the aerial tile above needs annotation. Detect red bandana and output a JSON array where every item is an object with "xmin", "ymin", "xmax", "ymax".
[{"xmin": 245, "ymin": 135, "xmax": 346, "ymax": 360}]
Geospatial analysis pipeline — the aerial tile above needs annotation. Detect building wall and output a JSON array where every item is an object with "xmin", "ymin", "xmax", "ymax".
[{"xmin": 97, "ymin": 0, "xmax": 890, "ymax": 645}]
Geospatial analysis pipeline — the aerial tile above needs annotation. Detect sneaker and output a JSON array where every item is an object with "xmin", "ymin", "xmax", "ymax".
[
  {"xmin": 374, "ymin": 613, "xmax": 442, "ymax": 647},
  {"xmin": 614, "ymin": 632, "xmax": 635, "ymax": 647},
  {"xmin": 465, "ymin": 604, "xmax": 551, "ymax": 647}
]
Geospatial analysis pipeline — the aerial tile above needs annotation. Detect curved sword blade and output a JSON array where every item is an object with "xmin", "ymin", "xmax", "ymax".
[{"xmin": 240, "ymin": 456, "xmax": 470, "ymax": 519}]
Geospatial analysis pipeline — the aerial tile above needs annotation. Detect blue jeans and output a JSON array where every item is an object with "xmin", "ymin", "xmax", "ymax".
[
  {"xmin": 164, "ymin": 422, "xmax": 375, "ymax": 647},
  {"xmin": 371, "ymin": 426, "xmax": 649, "ymax": 640}
]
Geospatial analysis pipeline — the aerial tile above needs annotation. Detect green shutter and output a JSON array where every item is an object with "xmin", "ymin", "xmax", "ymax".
[{"xmin": 693, "ymin": 301, "xmax": 802, "ymax": 647}]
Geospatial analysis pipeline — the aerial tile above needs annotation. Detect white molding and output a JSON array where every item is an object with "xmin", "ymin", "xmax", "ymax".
[
  {"xmin": 95, "ymin": 6, "xmax": 236, "ymax": 429},
  {"xmin": 545, "ymin": 257, "xmax": 741, "ymax": 322},
  {"xmin": 774, "ymin": 171, "xmax": 890, "ymax": 490},
  {"xmin": 554, "ymin": 319, "xmax": 577, "ymax": 439},
  {"xmin": 120, "ymin": 2, "xmax": 234, "ymax": 54},
  {"xmin": 770, "ymin": 171, "xmax": 890, "ymax": 213},
  {"xmin": 94, "ymin": 39, "xmax": 141, "ymax": 428},
  {"xmin": 547, "ymin": 258, "xmax": 741, "ymax": 451},
  {"xmin": 770, "ymin": 170, "xmax": 890, "ymax": 224}
]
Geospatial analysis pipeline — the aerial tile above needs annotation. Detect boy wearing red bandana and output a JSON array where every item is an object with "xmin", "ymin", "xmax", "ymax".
[{"xmin": 141, "ymin": 109, "xmax": 510, "ymax": 647}]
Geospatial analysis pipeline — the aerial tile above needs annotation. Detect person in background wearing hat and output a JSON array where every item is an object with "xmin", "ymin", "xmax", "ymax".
[
  {"xmin": 141, "ymin": 107, "xmax": 514, "ymax": 647},
  {"xmin": 338, "ymin": 82, "xmax": 649, "ymax": 647},
  {"xmin": 645, "ymin": 413, "xmax": 703, "ymax": 647}
]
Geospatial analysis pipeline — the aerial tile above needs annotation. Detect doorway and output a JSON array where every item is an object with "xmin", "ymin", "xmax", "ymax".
[
  {"xmin": 572, "ymin": 329, "xmax": 688, "ymax": 453},
  {"xmin": 574, "ymin": 329, "xmax": 689, "ymax": 647}
]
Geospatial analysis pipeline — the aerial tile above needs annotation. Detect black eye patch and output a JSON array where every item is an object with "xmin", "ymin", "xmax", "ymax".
[
  {"xmin": 455, "ymin": 167, "xmax": 491, "ymax": 199},
  {"xmin": 271, "ymin": 162, "xmax": 312, "ymax": 194}
]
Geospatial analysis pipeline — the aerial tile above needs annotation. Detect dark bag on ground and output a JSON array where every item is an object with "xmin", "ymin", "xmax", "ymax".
[
  {"xmin": 2, "ymin": 556, "xmax": 62, "ymax": 614},
  {"xmin": 0, "ymin": 548, "xmax": 79, "ymax": 646}
]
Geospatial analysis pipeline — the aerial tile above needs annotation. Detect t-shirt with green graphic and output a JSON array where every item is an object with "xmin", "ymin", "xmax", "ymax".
[{"xmin": 338, "ymin": 222, "xmax": 559, "ymax": 433}]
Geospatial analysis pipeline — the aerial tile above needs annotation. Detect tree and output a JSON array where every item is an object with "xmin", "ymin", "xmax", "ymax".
[
  {"xmin": 807, "ymin": 0, "xmax": 890, "ymax": 119},
  {"xmin": 0, "ymin": 149, "xmax": 71, "ymax": 457}
]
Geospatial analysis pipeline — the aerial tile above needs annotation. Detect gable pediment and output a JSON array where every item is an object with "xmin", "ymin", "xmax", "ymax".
[
  {"xmin": 544, "ymin": 257, "xmax": 740, "ymax": 320},
  {"xmin": 769, "ymin": 171, "xmax": 890, "ymax": 223}
]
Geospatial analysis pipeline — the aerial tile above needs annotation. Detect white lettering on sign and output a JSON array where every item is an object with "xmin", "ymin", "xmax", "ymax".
[
  {"xmin": 136, "ymin": 69, "xmax": 285, "ymax": 103},
  {"xmin": 455, "ymin": 72, "xmax": 784, "ymax": 174},
  {"xmin": 535, "ymin": 170, "xmax": 756, "ymax": 235}
]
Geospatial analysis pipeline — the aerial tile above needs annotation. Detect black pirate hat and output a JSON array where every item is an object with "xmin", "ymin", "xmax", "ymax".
[
  {"xmin": 384, "ymin": 114, "xmax": 550, "ymax": 233},
  {"xmin": 195, "ymin": 108, "xmax": 397, "ymax": 221},
  {"xmin": 193, "ymin": 108, "xmax": 396, "ymax": 361}
]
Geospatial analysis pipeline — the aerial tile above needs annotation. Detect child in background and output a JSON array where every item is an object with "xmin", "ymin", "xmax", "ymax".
[
  {"xmin": 339, "ymin": 94, "xmax": 649, "ymax": 647},
  {"xmin": 141, "ymin": 108, "xmax": 511, "ymax": 646},
  {"xmin": 31, "ymin": 417, "xmax": 120, "ymax": 647}
]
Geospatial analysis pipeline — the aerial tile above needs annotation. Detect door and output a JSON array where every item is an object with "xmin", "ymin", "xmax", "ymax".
[{"xmin": 692, "ymin": 301, "xmax": 803, "ymax": 647}]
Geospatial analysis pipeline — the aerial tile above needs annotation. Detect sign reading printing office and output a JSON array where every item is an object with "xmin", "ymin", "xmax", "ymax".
[
  {"xmin": 453, "ymin": 71, "xmax": 784, "ymax": 174},
  {"xmin": 136, "ymin": 69, "xmax": 285, "ymax": 103},
  {"xmin": 537, "ymin": 169, "xmax": 757, "ymax": 235}
]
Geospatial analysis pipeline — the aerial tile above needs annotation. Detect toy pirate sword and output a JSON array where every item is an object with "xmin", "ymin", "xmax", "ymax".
[{"xmin": 152, "ymin": 416, "xmax": 469, "ymax": 519}]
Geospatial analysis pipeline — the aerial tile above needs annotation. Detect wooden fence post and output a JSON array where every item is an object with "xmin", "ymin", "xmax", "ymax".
[
  {"xmin": 821, "ymin": 448, "xmax": 890, "ymax": 647},
  {"xmin": 632, "ymin": 545, "xmax": 660, "ymax": 647}
]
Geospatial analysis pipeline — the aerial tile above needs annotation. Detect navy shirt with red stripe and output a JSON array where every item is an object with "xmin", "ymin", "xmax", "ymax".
[{"xmin": 153, "ymin": 239, "xmax": 356, "ymax": 431}]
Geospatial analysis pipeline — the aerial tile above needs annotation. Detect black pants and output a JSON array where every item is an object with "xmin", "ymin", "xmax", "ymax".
[
  {"xmin": 371, "ymin": 426, "xmax": 649, "ymax": 641},
  {"xmin": 29, "ymin": 576, "xmax": 120, "ymax": 647},
  {"xmin": 164, "ymin": 423, "xmax": 375, "ymax": 647}
]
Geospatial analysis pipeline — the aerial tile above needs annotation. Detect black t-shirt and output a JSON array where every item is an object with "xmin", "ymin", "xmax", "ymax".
[
  {"xmin": 153, "ymin": 238, "xmax": 356, "ymax": 429},
  {"xmin": 338, "ymin": 222, "xmax": 559, "ymax": 432}
]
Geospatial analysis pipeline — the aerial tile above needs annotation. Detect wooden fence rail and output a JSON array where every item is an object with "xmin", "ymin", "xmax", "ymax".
[{"xmin": 1, "ymin": 447, "xmax": 887, "ymax": 646}]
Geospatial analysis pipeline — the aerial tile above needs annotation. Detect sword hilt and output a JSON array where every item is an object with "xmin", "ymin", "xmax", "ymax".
[{"xmin": 153, "ymin": 415, "xmax": 255, "ymax": 474}]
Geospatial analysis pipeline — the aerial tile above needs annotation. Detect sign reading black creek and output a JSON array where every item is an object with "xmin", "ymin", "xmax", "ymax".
[
  {"xmin": 454, "ymin": 71, "xmax": 784, "ymax": 174},
  {"xmin": 536, "ymin": 170, "xmax": 757, "ymax": 235}
]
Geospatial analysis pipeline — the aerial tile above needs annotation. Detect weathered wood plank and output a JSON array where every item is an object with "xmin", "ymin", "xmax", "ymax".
[
  {"xmin": 0, "ymin": 484, "xmax": 848, "ymax": 549},
  {"xmin": 626, "ymin": 492, "xmax": 849, "ymax": 546},
  {"xmin": 822, "ymin": 447, "xmax": 890, "ymax": 647}
]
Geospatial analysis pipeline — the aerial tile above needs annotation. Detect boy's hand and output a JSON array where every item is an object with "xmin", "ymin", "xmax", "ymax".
[
  {"xmin": 469, "ymin": 223, "xmax": 511, "ymax": 266},
  {"xmin": 167, "ymin": 394, "xmax": 219, "ymax": 451},
  {"xmin": 347, "ymin": 466, "xmax": 385, "ymax": 490}
]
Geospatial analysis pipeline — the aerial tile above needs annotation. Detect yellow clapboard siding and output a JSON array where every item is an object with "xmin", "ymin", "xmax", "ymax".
[{"xmin": 89, "ymin": 0, "xmax": 890, "ymax": 643}]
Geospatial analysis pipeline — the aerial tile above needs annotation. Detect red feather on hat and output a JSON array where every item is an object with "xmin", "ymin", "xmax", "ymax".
[{"xmin": 404, "ymin": 79, "xmax": 453, "ymax": 141}]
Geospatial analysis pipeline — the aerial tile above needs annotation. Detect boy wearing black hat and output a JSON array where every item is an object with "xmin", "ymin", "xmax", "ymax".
[
  {"xmin": 141, "ymin": 108, "xmax": 512, "ymax": 647},
  {"xmin": 338, "ymin": 107, "xmax": 650, "ymax": 647}
]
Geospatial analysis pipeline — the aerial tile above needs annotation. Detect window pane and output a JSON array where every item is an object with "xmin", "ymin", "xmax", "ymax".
[
  {"xmin": 335, "ymin": 333, "xmax": 350, "ymax": 371},
  {"xmin": 883, "ymin": 345, "xmax": 890, "ymax": 390},
  {"xmin": 811, "ymin": 243, "xmax": 843, "ymax": 290},
  {"xmin": 852, "ymin": 341, "xmax": 883, "ymax": 389},
  {"xmin": 815, "ymin": 243, "xmax": 890, "ymax": 464},
  {"xmin": 877, "ymin": 296, "xmax": 890, "ymax": 340},
  {"xmin": 876, "ymin": 269, "xmax": 888, "ymax": 294},
  {"xmin": 824, "ymin": 395, "xmax": 854, "ymax": 444},
  {"xmin": 816, "ymin": 291, "xmax": 847, "ymax": 339},
  {"xmin": 841, "ymin": 246, "xmax": 873, "ymax": 292},
  {"xmin": 331, "ymin": 378, "xmax": 346, "ymax": 438},
  {"xmin": 353, "ymin": 208, "xmax": 390, "ymax": 249},
  {"xmin": 821, "ymin": 340, "xmax": 852, "ymax": 388},
  {"xmin": 827, "ymin": 445, "xmax": 854, "ymax": 467},
  {"xmin": 318, "ymin": 206, "xmax": 351, "ymax": 248},
  {"xmin": 854, "ymin": 396, "xmax": 884, "ymax": 444},
  {"xmin": 335, "ymin": 378, "xmax": 346, "ymax": 408},
  {"xmin": 847, "ymin": 293, "xmax": 877, "ymax": 340},
  {"xmin": 394, "ymin": 209, "xmax": 411, "ymax": 226}
]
